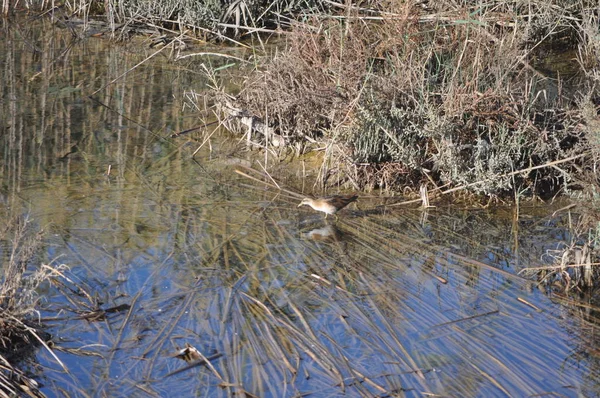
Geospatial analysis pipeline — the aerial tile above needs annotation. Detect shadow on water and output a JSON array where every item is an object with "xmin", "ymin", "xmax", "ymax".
[{"xmin": 2, "ymin": 15, "xmax": 600, "ymax": 397}]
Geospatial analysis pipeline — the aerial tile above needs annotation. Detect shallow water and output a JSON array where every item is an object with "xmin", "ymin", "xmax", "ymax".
[{"xmin": 2, "ymin": 16, "xmax": 600, "ymax": 397}]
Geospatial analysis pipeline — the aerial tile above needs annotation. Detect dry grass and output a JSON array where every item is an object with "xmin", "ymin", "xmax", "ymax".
[
  {"xmin": 0, "ymin": 214, "xmax": 81, "ymax": 398},
  {"xmin": 3, "ymin": 0, "xmax": 334, "ymax": 43},
  {"xmin": 230, "ymin": 1, "xmax": 598, "ymax": 198},
  {"xmin": 0, "ymin": 216, "xmax": 48, "ymax": 397}
]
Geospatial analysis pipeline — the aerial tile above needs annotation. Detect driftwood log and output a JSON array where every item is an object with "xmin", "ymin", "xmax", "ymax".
[{"xmin": 221, "ymin": 101, "xmax": 287, "ymax": 148}]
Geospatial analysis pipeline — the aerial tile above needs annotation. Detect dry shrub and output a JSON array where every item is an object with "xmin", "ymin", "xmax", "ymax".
[
  {"xmin": 240, "ymin": 17, "xmax": 377, "ymax": 140},
  {"xmin": 238, "ymin": 1, "xmax": 596, "ymax": 196},
  {"xmin": 347, "ymin": 162, "xmax": 414, "ymax": 193}
]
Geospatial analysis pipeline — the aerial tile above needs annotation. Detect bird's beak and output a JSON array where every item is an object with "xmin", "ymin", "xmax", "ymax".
[{"xmin": 298, "ymin": 203, "xmax": 303, "ymax": 207}]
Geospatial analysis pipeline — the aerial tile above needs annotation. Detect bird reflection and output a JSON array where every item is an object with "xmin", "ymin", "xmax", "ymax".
[{"xmin": 300, "ymin": 224, "xmax": 343, "ymax": 243}]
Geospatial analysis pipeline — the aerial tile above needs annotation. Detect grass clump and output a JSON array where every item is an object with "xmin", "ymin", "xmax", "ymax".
[{"xmin": 0, "ymin": 215, "xmax": 58, "ymax": 398}]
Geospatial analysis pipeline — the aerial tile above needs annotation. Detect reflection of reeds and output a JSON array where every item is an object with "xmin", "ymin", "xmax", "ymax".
[
  {"xmin": 121, "ymin": 187, "xmax": 574, "ymax": 395},
  {"xmin": 9, "ymin": 149, "xmax": 590, "ymax": 396}
]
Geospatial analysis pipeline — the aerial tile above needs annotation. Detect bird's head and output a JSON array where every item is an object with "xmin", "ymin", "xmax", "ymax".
[{"xmin": 298, "ymin": 198, "xmax": 312, "ymax": 207}]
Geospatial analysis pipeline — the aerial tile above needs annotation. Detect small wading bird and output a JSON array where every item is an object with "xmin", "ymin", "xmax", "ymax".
[{"xmin": 298, "ymin": 195, "xmax": 358, "ymax": 220}]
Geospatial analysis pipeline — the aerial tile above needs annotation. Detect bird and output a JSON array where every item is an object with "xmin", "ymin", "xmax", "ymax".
[{"xmin": 297, "ymin": 195, "xmax": 358, "ymax": 219}]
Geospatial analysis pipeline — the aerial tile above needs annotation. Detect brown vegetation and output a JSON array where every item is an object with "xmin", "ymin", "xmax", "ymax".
[
  {"xmin": 0, "ymin": 215, "xmax": 75, "ymax": 397},
  {"xmin": 234, "ymin": 1, "xmax": 599, "ymax": 199},
  {"xmin": 0, "ymin": 216, "xmax": 47, "ymax": 397}
]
